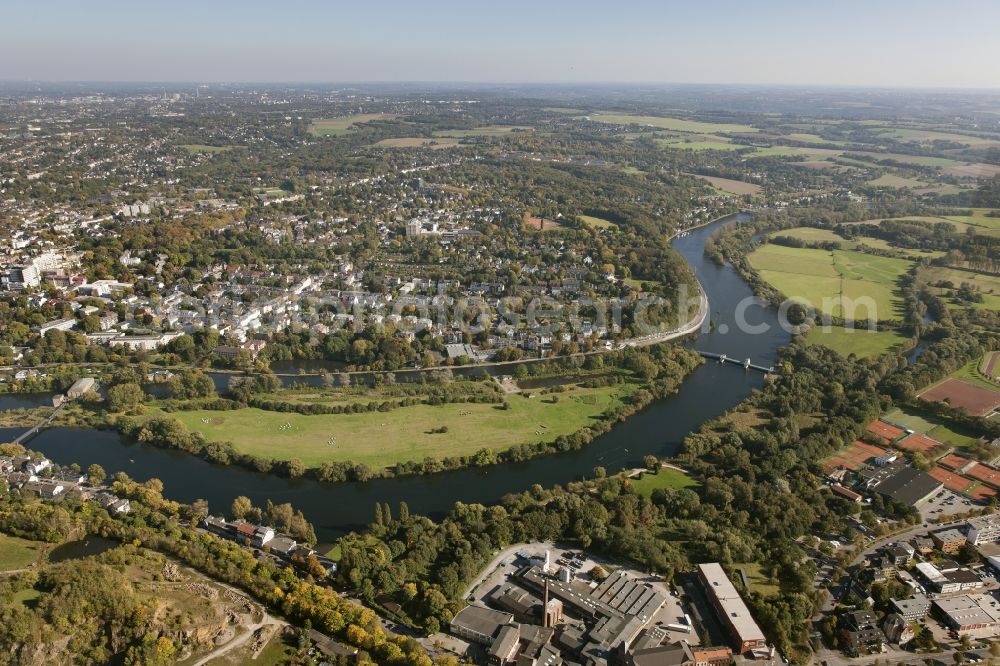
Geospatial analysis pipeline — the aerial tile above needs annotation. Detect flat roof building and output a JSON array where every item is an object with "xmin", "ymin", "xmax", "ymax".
[
  {"xmin": 450, "ymin": 605, "xmax": 514, "ymax": 646},
  {"xmin": 933, "ymin": 594, "xmax": 1000, "ymax": 633},
  {"xmin": 697, "ymin": 562, "xmax": 767, "ymax": 655}
]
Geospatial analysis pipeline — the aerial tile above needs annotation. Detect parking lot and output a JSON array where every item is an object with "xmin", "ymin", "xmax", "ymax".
[{"xmin": 920, "ymin": 489, "xmax": 978, "ymax": 521}]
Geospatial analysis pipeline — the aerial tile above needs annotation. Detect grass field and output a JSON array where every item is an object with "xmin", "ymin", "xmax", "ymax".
[
  {"xmin": 748, "ymin": 244, "xmax": 912, "ymax": 319},
  {"xmin": 882, "ymin": 407, "xmax": 981, "ymax": 449},
  {"xmin": 771, "ymin": 227, "xmax": 845, "ymax": 244},
  {"xmin": 153, "ymin": 383, "xmax": 632, "ymax": 469},
  {"xmin": 628, "ymin": 468, "xmax": 699, "ymax": 497},
  {"xmin": 736, "ymin": 562, "xmax": 780, "ymax": 596},
  {"xmin": 942, "ymin": 209, "xmax": 1000, "ymax": 231},
  {"xmin": 803, "ymin": 326, "xmax": 910, "ymax": 358},
  {"xmin": 867, "ymin": 173, "xmax": 929, "ymax": 189},
  {"xmin": 178, "ymin": 144, "xmax": 237, "ymax": 154},
  {"xmin": 585, "ymin": 113, "xmax": 758, "ymax": 134},
  {"xmin": 308, "ymin": 113, "xmax": 397, "ymax": 136},
  {"xmin": 919, "ymin": 266, "xmax": 1000, "ymax": 311},
  {"xmin": 432, "ymin": 126, "xmax": 532, "ymax": 138},
  {"xmin": 874, "ymin": 127, "xmax": 1000, "ymax": 148},
  {"xmin": 0, "ymin": 533, "xmax": 44, "ymax": 571},
  {"xmin": 376, "ymin": 137, "xmax": 460, "ymax": 149},
  {"xmin": 578, "ymin": 214, "xmax": 617, "ymax": 230},
  {"xmin": 687, "ymin": 173, "xmax": 761, "ymax": 195}
]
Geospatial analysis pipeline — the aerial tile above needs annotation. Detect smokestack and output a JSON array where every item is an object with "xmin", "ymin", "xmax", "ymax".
[{"xmin": 543, "ymin": 580, "xmax": 550, "ymax": 628}]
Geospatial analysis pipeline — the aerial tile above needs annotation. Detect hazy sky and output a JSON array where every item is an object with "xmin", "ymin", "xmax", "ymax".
[{"xmin": 3, "ymin": 0, "xmax": 999, "ymax": 88}]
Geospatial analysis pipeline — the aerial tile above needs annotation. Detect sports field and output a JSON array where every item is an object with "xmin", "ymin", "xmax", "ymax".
[
  {"xmin": 883, "ymin": 407, "xmax": 981, "ymax": 449},
  {"xmin": 748, "ymin": 244, "xmax": 912, "ymax": 319},
  {"xmin": 155, "ymin": 383, "xmax": 632, "ymax": 469},
  {"xmin": 918, "ymin": 379, "xmax": 1000, "ymax": 417},
  {"xmin": 628, "ymin": 468, "xmax": 699, "ymax": 497},
  {"xmin": 803, "ymin": 326, "xmax": 909, "ymax": 358},
  {"xmin": 983, "ymin": 352, "xmax": 1000, "ymax": 382},
  {"xmin": 308, "ymin": 113, "xmax": 397, "ymax": 136},
  {"xmin": 585, "ymin": 113, "xmax": 758, "ymax": 134}
]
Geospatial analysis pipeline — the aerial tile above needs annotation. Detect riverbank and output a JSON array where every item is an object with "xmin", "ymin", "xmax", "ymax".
[{"xmin": 11, "ymin": 212, "xmax": 789, "ymax": 542}]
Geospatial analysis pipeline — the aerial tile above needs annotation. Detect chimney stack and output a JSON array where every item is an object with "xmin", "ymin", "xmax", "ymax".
[{"xmin": 543, "ymin": 580, "xmax": 550, "ymax": 628}]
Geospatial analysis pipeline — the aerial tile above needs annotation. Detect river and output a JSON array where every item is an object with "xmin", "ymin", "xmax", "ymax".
[{"xmin": 6, "ymin": 213, "xmax": 792, "ymax": 542}]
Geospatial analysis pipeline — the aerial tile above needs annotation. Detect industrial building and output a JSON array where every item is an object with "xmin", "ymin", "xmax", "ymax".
[
  {"xmin": 933, "ymin": 594, "xmax": 1000, "ymax": 633},
  {"xmin": 696, "ymin": 562, "xmax": 768, "ymax": 655}
]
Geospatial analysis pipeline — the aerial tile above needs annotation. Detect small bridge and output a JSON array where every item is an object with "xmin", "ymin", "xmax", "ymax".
[
  {"xmin": 10, "ymin": 403, "xmax": 64, "ymax": 445},
  {"xmin": 697, "ymin": 351, "xmax": 775, "ymax": 374}
]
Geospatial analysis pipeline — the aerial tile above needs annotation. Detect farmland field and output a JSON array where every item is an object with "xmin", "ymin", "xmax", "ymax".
[
  {"xmin": 748, "ymin": 244, "xmax": 912, "ymax": 319},
  {"xmin": 308, "ymin": 113, "xmax": 398, "ymax": 136},
  {"xmin": 688, "ymin": 173, "xmax": 761, "ymax": 195},
  {"xmin": 803, "ymin": 326, "xmax": 910, "ymax": 358},
  {"xmin": 585, "ymin": 113, "xmax": 758, "ymax": 134},
  {"xmin": 152, "ymin": 383, "xmax": 632, "ymax": 469}
]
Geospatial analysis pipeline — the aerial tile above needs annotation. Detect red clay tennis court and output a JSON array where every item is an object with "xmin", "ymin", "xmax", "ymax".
[
  {"xmin": 919, "ymin": 379, "xmax": 1000, "ymax": 417},
  {"xmin": 865, "ymin": 420, "xmax": 906, "ymax": 442},
  {"xmin": 965, "ymin": 463, "xmax": 1000, "ymax": 489},
  {"xmin": 897, "ymin": 433, "xmax": 942, "ymax": 454},
  {"xmin": 937, "ymin": 453, "xmax": 974, "ymax": 471},
  {"xmin": 929, "ymin": 466, "xmax": 975, "ymax": 493}
]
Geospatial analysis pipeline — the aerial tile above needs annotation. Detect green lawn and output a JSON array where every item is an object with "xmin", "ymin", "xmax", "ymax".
[
  {"xmin": 803, "ymin": 326, "xmax": 910, "ymax": 358},
  {"xmin": 578, "ymin": 215, "xmax": 617, "ymax": 230},
  {"xmin": 748, "ymin": 244, "xmax": 912, "ymax": 320},
  {"xmin": 628, "ymin": 468, "xmax": 699, "ymax": 497},
  {"xmin": 736, "ymin": 562, "xmax": 780, "ymax": 596},
  {"xmin": 0, "ymin": 533, "xmax": 44, "ymax": 571},
  {"xmin": 949, "ymin": 359, "xmax": 1000, "ymax": 392},
  {"xmin": 153, "ymin": 383, "xmax": 633, "ymax": 469},
  {"xmin": 308, "ymin": 113, "xmax": 397, "ymax": 136},
  {"xmin": 584, "ymin": 113, "xmax": 758, "ymax": 134}
]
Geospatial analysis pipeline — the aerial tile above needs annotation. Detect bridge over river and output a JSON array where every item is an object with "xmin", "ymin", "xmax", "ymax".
[{"xmin": 697, "ymin": 351, "xmax": 775, "ymax": 374}]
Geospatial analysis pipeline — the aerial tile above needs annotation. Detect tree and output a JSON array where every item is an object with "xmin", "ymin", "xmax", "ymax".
[
  {"xmin": 232, "ymin": 495, "xmax": 253, "ymax": 520},
  {"xmin": 106, "ymin": 382, "xmax": 144, "ymax": 412},
  {"xmin": 643, "ymin": 455, "xmax": 659, "ymax": 472},
  {"xmin": 87, "ymin": 463, "xmax": 106, "ymax": 486}
]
